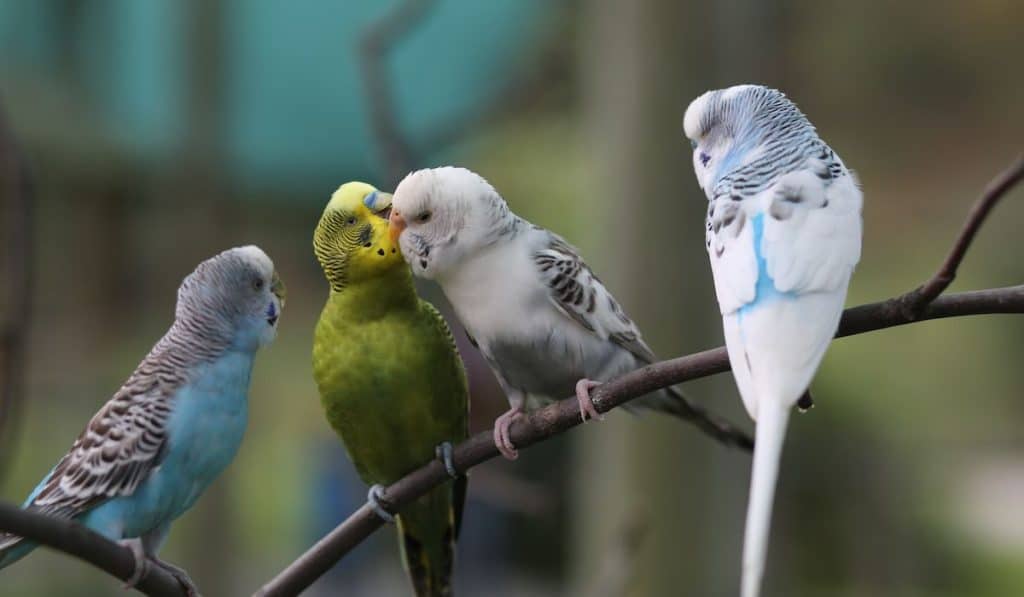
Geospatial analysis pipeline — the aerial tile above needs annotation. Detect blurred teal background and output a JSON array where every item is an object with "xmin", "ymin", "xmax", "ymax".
[{"xmin": 1, "ymin": 1, "xmax": 1023, "ymax": 595}]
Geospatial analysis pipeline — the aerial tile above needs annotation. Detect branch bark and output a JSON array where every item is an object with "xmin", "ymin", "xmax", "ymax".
[
  {"xmin": 255, "ymin": 156, "xmax": 1024, "ymax": 597},
  {"xmin": 0, "ymin": 502, "xmax": 188, "ymax": 596},
  {"xmin": 898, "ymin": 155, "xmax": 1024, "ymax": 318},
  {"xmin": 254, "ymin": 284, "xmax": 1024, "ymax": 596}
]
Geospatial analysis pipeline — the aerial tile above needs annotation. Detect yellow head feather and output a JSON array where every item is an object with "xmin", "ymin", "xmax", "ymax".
[{"xmin": 314, "ymin": 182, "xmax": 403, "ymax": 290}]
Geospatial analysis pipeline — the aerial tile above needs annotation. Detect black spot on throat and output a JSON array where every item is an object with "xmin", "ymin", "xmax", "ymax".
[{"xmin": 377, "ymin": 248, "xmax": 385, "ymax": 256}]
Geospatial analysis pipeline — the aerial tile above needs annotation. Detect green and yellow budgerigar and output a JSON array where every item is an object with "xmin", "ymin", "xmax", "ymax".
[{"xmin": 312, "ymin": 181, "xmax": 469, "ymax": 597}]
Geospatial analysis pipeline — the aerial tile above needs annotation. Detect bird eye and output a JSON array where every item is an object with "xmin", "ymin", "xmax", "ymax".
[
  {"xmin": 415, "ymin": 211, "xmax": 432, "ymax": 223},
  {"xmin": 689, "ymin": 139, "xmax": 698, "ymax": 150},
  {"xmin": 700, "ymin": 152, "xmax": 711, "ymax": 167},
  {"xmin": 253, "ymin": 278, "xmax": 264, "ymax": 291},
  {"xmin": 346, "ymin": 217, "xmax": 356, "ymax": 225}
]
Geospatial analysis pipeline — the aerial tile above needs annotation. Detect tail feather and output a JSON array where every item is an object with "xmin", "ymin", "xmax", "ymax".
[
  {"xmin": 396, "ymin": 484, "xmax": 459, "ymax": 597},
  {"xmin": 0, "ymin": 536, "xmax": 37, "ymax": 570},
  {"xmin": 1, "ymin": 467, "xmax": 57, "ymax": 569},
  {"xmin": 742, "ymin": 400, "xmax": 790, "ymax": 597},
  {"xmin": 451, "ymin": 475, "xmax": 467, "ymax": 540},
  {"xmin": 628, "ymin": 386, "xmax": 755, "ymax": 451}
]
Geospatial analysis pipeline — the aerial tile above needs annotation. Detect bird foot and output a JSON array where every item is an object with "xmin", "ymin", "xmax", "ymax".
[
  {"xmin": 492, "ymin": 407, "xmax": 524, "ymax": 460},
  {"xmin": 121, "ymin": 539, "xmax": 150, "ymax": 590},
  {"xmin": 435, "ymin": 441, "xmax": 458, "ymax": 478},
  {"xmin": 151, "ymin": 558, "xmax": 201, "ymax": 597},
  {"xmin": 367, "ymin": 484, "xmax": 395, "ymax": 523},
  {"xmin": 575, "ymin": 378, "xmax": 605, "ymax": 422}
]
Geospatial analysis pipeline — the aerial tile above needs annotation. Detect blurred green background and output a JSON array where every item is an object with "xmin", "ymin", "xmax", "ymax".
[{"xmin": 1, "ymin": 0, "xmax": 1023, "ymax": 595}]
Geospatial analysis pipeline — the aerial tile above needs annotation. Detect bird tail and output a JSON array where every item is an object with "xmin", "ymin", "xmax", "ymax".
[
  {"xmin": 0, "ymin": 535, "xmax": 37, "ymax": 570},
  {"xmin": 395, "ymin": 480, "xmax": 462, "ymax": 597},
  {"xmin": 1, "ymin": 469, "xmax": 57, "ymax": 569},
  {"xmin": 628, "ymin": 386, "xmax": 755, "ymax": 451},
  {"xmin": 741, "ymin": 400, "xmax": 790, "ymax": 597}
]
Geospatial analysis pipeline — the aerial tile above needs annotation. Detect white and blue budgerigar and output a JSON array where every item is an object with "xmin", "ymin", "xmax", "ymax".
[
  {"xmin": 684, "ymin": 85, "xmax": 862, "ymax": 597},
  {"xmin": 388, "ymin": 167, "xmax": 753, "ymax": 460},
  {"xmin": 0, "ymin": 246, "xmax": 285, "ymax": 595}
]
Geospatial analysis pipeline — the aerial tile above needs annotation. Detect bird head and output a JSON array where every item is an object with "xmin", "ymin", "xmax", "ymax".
[
  {"xmin": 683, "ymin": 84, "xmax": 817, "ymax": 199},
  {"xmin": 389, "ymin": 166, "xmax": 511, "ymax": 280},
  {"xmin": 177, "ymin": 245, "xmax": 285, "ymax": 351},
  {"xmin": 314, "ymin": 182, "xmax": 403, "ymax": 290}
]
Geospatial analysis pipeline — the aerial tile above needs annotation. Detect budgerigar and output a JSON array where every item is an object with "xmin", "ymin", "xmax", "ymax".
[
  {"xmin": 0, "ymin": 246, "xmax": 285, "ymax": 595},
  {"xmin": 684, "ymin": 85, "xmax": 862, "ymax": 597},
  {"xmin": 387, "ymin": 166, "xmax": 752, "ymax": 460},
  {"xmin": 312, "ymin": 182, "xmax": 469, "ymax": 597}
]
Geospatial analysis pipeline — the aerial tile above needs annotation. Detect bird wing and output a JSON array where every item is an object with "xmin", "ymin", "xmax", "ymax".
[
  {"xmin": 25, "ymin": 376, "xmax": 175, "ymax": 520},
  {"xmin": 533, "ymin": 233, "xmax": 657, "ymax": 364},
  {"xmin": 706, "ymin": 162, "xmax": 862, "ymax": 316},
  {"xmin": 418, "ymin": 299, "xmax": 471, "ymax": 532},
  {"xmin": 709, "ymin": 159, "xmax": 861, "ymax": 413}
]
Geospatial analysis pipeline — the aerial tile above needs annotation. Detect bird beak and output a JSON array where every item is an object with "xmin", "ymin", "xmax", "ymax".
[
  {"xmin": 389, "ymin": 210, "xmax": 407, "ymax": 243},
  {"xmin": 271, "ymin": 272, "xmax": 286, "ymax": 309}
]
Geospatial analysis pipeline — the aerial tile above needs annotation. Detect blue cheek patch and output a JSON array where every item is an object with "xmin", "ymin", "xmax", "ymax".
[
  {"xmin": 739, "ymin": 213, "xmax": 794, "ymax": 319},
  {"xmin": 267, "ymin": 303, "xmax": 276, "ymax": 318},
  {"xmin": 363, "ymin": 191, "xmax": 378, "ymax": 209}
]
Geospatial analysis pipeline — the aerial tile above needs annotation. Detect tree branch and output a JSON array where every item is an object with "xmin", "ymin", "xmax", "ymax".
[
  {"xmin": 0, "ymin": 502, "xmax": 188, "ymax": 596},
  {"xmin": 254, "ymin": 288, "xmax": 1024, "ymax": 597},
  {"xmin": 898, "ymin": 155, "xmax": 1024, "ymax": 318},
  {"xmin": 255, "ymin": 156, "xmax": 1024, "ymax": 597}
]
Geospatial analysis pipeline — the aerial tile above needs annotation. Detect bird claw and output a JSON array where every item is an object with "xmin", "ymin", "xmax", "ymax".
[
  {"xmin": 367, "ymin": 484, "xmax": 395, "ymax": 523},
  {"xmin": 575, "ymin": 378, "xmax": 605, "ymax": 422},
  {"xmin": 492, "ymin": 407, "xmax": 524, "ymax": 460},
  {"xmin": 435, "ymin": 441, "xmax": 458, "ymax": 478},
  {"xmin": 121, "ymin": 540, "xmax": 149, "ymax": 590},
  {"xmin": 121, "ymin": 540, "xmax": 201, "ymax": 596},
  {"xmin": 152, "ymin": 559, "xmax": 201, "ymax": 597}
]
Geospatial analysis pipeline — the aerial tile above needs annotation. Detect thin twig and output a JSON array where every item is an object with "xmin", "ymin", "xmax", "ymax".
[
  {"xmin": 898, "ymin": 156, "xmax": 1024, "ymax": 318},
  {"xmin": 359, "ymin": 0, "xmax": 438, "ymax": 187},
  {"xmin": 0, "ymin": 502, "xmax": 188, "ymax": 596},
  {"xmin": 0, "ymin": 103, "xmax": 33, "ymax": 481},
  {"xmin": 255, "ymin": 158, "xmax": 1024, "ymax": 596}
]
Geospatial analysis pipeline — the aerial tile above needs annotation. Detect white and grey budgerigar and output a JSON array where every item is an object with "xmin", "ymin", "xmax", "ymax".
[
  {"xmin": 0, "ymin": 246, "xmax": 285, "ymax": 595},
  {"xmin": 684, "ymin": 85, "xmax": 862, "ymax": 597},
  {"xmin": 387, "ymin": 166, "xmax": 752, "ymax": 460}
]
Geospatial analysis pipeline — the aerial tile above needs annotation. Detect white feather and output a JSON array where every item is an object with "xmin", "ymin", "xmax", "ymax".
[
  {"xmin": 742, "ymin": 399, "xmax": 789, "ymax": 597},
  {"xmin": 709, "ymin": 168, "xmax": 861, "ymax": 416}
]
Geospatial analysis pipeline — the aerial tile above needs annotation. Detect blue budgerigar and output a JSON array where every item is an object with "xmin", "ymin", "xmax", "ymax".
[
  {"xmin": 684, "ymin": 85, "xmax": 862, "ymax": 597},
  {"xmin": 0, "ymin": 246, "xmax": 285, "ymax": 595}
]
